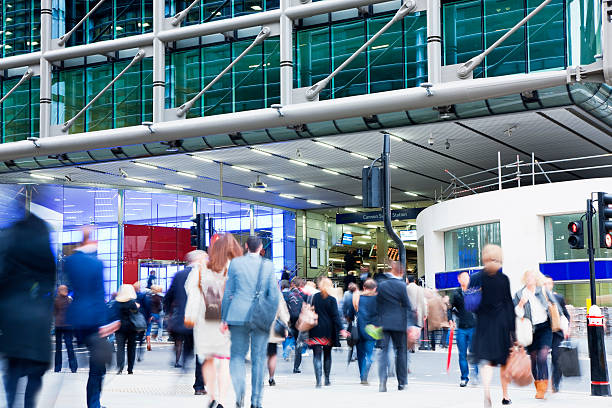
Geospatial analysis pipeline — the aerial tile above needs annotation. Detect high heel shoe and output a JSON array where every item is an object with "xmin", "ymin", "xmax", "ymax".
[{"xmin": 209, "ymin": 400, "xmax": 218, "ymax": 408}]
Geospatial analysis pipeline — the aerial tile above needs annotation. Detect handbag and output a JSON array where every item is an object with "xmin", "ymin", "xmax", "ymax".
[
  {"xmin": 130, "ymin": 311, "xmax": 147, "ymax": 332},
  {"xmin": 515, "ymin": 317, "xmax": 533, "ymax": 347},
  {"xmin": 347, "ymin": 320, "xmax": 360, "ymax": 347},
  {"xmin": 558, "ymin": 341, "xmax": 581, "ymax": 377},
  {"xmin": 296, "ymin": 296, "xmax": 318, "ymax": 332},
  {"xmin": 504, "ymin": 345, "xmax": 534, "ymax": 387},
  {"xmin": 247, "ymin": 260, "xmax": 277, "ymax": 332},
  {"xmin": 542, "ymin": 290, "xmax": 561, "ymax": 332},
  {"xmin": 273, "ymin": 318, "xmax": 288, "ymax": 338}
]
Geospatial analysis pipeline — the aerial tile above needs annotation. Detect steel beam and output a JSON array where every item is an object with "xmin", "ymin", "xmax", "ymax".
[
  {"xmin": 284, "ymin": 0, "xmax": 394, "ymax": 19},
  {"xmin": 153, "ymin": 0, "xmax": 165, "ymax": 123},
  {"xmin": 0, "ymin": 52, "xmax": 41, "ymax": 71},
  {"xmin": 44, "ymin": 34, "xmax": 154, "ymax": 62},
  {"xmin": 39, "ymin": 0, "xmax": 53, "ymax": 139},
  {"xmin": 0, "ymin": 68, "xmax": 577, "ymax": 162},
  {"xmin": 280, "ymin": 0, "xmax": 294, "ymax": 105},
  {"xmin": 427, "ymin": 0, "xmax": 441, "ymax": 84}
]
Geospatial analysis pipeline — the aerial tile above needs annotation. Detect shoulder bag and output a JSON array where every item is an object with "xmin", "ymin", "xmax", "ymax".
[
  {"xmin": 542, "ymin": 290, "xmax": 561, "ymax": 332},
  {"xmin": 130, "ymin": 310, "xmax": 147, "ymax": 332},
  {"xmin": 515, "ymin": 317, "xmax": 533, "ymax": 347},
  {"xmin": 247, "ymin": 259, "xmax": 277, "ymax": 332},
  {"xmin": 504, "ymin": 345, "xmax": 534, "ymax": 387},
  {"xmin": 296, "ymin": 295, "xmax": 318, "ymax": 332}
]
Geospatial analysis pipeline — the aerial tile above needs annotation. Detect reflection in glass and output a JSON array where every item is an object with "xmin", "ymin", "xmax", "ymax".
[{"xmin": 444, "ymin": 222, "xmax": 502, "ymax": 270}]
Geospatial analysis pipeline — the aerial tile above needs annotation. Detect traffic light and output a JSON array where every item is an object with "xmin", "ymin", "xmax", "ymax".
[
  {"xmin": 190, "ymin": 213, "xmax": 205, "ymax": 249},
  {"xmin": 597, "ymin": 192, "xmax": 612, "ymax": 249},
  {"xmin": 567, "ymin": 220, "xmax": 584, "ymax": 249}
]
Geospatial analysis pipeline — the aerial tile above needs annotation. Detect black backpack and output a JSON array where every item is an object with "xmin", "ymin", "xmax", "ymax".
[{"xmin": 284, "ymin": 289, "xmax": 304, "ymax": 325}]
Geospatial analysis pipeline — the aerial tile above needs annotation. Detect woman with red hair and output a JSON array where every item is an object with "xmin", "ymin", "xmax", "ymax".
[{"xmin": 185, "ymin": 233, "xmax": 243, "ymax": 408}]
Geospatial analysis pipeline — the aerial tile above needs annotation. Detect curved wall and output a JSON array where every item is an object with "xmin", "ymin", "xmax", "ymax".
[{"xmin": 416, "ymin": 178, "xmax": 612, "ymax": 292}]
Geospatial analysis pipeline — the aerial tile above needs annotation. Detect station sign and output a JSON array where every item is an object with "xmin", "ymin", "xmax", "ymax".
[{"xmin": 336, "ymin": 207, "xmax": 424, "ymax": 225}]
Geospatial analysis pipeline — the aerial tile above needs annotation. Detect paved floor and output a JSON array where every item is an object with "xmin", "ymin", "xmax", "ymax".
[{"xmin": 3, "ymin": 342, "xmax": 612, "ymax": 408}]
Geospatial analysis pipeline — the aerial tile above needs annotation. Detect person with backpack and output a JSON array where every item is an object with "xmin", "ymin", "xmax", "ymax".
[
  {"xmin": 286, "ymin": 278, "xmax": 305, "ymax": 373},
  {"xmin": 185, "ymin": 234, "xmax": 243, "ymax": 408}
]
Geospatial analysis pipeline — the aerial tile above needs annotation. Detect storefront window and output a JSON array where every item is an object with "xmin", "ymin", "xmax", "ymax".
[
  {"xmin": 444, "ymin": 222, "xmax": 501, "ymax": 270},
  {"xmin": 544, "ymin": 214, "xmax": 612, "ymax": 260}
]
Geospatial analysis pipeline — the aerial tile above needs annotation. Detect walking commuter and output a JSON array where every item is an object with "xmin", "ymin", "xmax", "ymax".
[
  {"xmin": 0, "ymin": 214, "xmax": 56, "ymax": 408},
  {"xmin": 306, "ymin": 277, "xmax": 348, "ymax": 388},
  {"xmin": 65, "ymin": 227, "xmax": 120, "ymax": 408},
  {"xmin": 132, "ymin": 281, "xmax": 151, "ymax": 362},
  {"xmin": 165, "ymin": 253, "xmax": 206, "ymax": 395},
  {"xmin": 147, "ymin": 270, "xmax": 157, "ymax": 289},
  {"xmin": 450, "ymin": 271, "xmax": 478, "ymax": 387},
  {"xmin": 544, "ymin": 276, "xmax": 570, "ymax": 393},
  {"xmin": 514, "ymin": 270, "xmax": 561, "ymax": 399},
  {"xmin": 113, "ymin": 284, "xmax": 140, "ymax": 375},
  {"xmin": 377, "ymin": 261, "xmax": 416, "ymax": 392},
  {"xmin": 285, "ymin": 278, "xmax": 305, "ymax": 373},
  {"xmin": 343, "ymin": 282, "xmax": 357, "ymax": 362},
  {"xmin": 221, "ymin": 236, "xmax": 280, "ymax": 408},
  {"xmin": 471, "ymin": 244, "xmax": 515, "ymax": 407},
  {"xmin": 354, "ymin": 279, "xmax": 378, "ymax": 384},
  {"xmin": 267, "ymin": 295, "xmax": 290, "ymax": 386},
  {"xmin": 406, "ymin": 275, "xmax": 427, "ymax": 339},
  {"xmin": 185, "ymin": 235, "xmax": 243, "ymax": 408},
  {"xmin": 54, "ymin": 284, "xmax": 78, "ymax": 373},
  {"xmin": 147, "ymin": 285, "xmax": 164, "ymax": 346}
]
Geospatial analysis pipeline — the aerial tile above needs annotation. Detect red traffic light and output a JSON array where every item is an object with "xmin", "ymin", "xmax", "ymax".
[
  {"xmin": 568, "ymin": 221, "xmax": 582, "ymax": 234},
  {"xmin": 606, "ymin": 233, "xmax": 612, "ymax": 249},
  {"xmin": 570, "ymin": 223, "xmax": 578, "ymax": 233}
]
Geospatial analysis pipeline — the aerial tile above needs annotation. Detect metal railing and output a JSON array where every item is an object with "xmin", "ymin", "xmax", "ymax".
[{"xmin": 439, "ymin": 152, "xmax": 612, "ymax": 200}]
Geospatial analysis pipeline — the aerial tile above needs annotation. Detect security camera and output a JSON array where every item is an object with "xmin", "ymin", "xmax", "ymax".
[
  {"xmin": 428, "ymin": 137, "xmax": 434, "ymax": 146},
  {"xmin": 445, "ymin": 139, "xmax": 451, "ymax": 150},
  {"xmin": 119, "ymin": 168, "xmax": 128, "ymax": 178}
]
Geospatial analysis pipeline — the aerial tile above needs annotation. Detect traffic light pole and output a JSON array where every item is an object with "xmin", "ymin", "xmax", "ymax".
[
  {"xmin": 381, "ymin": 133, "xmax": 406, "ymax": 273},
  {"xmin": 585, "ymin": 197, "xmax": 611, "ymax": 396}
]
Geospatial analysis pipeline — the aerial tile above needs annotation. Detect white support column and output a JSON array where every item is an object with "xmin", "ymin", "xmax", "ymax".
[
  {"xmin": 39, "ymin": 0, "xmax": 53, "ymax": 138},
  {"xmin": 153, "ymin": 0, "xmax": 166, "ymax": 122},
  {"xmin": 426, "ymin": 0, "xmax": 441, "ymax": 84},
  {"xmin": 280, "ymin": 0, "xmax": 294, "ymax": 105}
]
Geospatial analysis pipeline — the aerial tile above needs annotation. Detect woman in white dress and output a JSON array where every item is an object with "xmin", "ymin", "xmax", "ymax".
[{"xmin": 185, "ymin": 233, "xmax": 243, "ymax": 408}]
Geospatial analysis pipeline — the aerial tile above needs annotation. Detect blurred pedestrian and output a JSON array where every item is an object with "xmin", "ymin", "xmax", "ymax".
[
  {"xmin": 514, "ymin": 270, "xmax": 560, "ymax": 399},
  {"xmin": 65, "ymin": 227, "xmax": 120, "ymax": 408},
  {"xmin": 147, "ymin": 285, "xmax": 164, "ymax": 346},
  {"xmin": 132, "ymin": 281, "xmax": 151, "ymax": 362},
  {"xmin": 54, "ymin": 284, "xmax": 78, "ymax": 373},
  {"xmin": 221, "ymin": 236, "xmax": 279, "ymax": 408},
  {"xmin": 544, "ymin": 276, "xmax": 570, "ymax": 393},
  {"xmin": 342, "ymin": 282, "xmax": 357, "ymax": 363},
  {"xmin": 406, "ymin": 275, "xmax": 427, "ymax": 332},
  {"xmin": 165, "ymin": 252, "xmax": 206, "ymax": 395},
  {"xmin": 147, "ymin": 270, "xmax": 156, "ymax": 289},
  {"xmin": 280, "ymin": 267, "xmax": 291, "ymax": 282},
  {"xmin": 306, "ymin": 277, "xmax": 348, "ymax": 388},
  {"xmin": 267, "ymin": 294, "xmax": 290, "ymax": 386},
  {"xmin": 286, "ymin": 277, "xmax": 306, "ymax": 373},
  {"xmin": 450, "ymin": 271, "xmax": 478, "ymax": 387},
  {"xmin": 0, "ymin": 214, "xmax": 56, "ymax": 408},
  {"xmin": 185, "ymin": 234, "xmax": 242, "ymax": 408},
  {"xmin": 471, "ymin": 244, "xmax": 514, "ymax": 407},
  {"xmin": 354, "ymin": 279, "xmax": 378, "ymax": 385},
  {"xmin": 376, "ymin": 261, "xmax": 416, "ymax": 392},
  {"xmin": 113, "ymin": 284, "xmax": 140, "ymax": 375}
]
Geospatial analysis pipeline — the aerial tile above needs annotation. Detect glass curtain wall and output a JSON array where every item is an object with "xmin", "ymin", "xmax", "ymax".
[
  {"xmin": 444, "ymin": 222, "xmax": 501, "ymax": 270},
  {"xmin": 166, "ymin": 0, "xmax": 279, "ymax": 24},
  {"xmin": 2, "ymin": 0, "xmax": 41, "ymax": 56},
  {"xmin": 544, "ymin": 214, "xmax": 612, "ymax": 260}
]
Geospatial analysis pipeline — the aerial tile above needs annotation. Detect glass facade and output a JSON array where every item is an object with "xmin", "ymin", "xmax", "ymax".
[
  {"xmin": 0, "ymin": 0, "xmax": 604, "ymax": 142},
  {"xmin": 444, "ymin": 222, "xmax": 501, "ymax": 270},
  {"xmin": 1, "ymin": 183, "xmax": 296, "ymax": 298},
  {"xmin": 544, "ymin": 214, "xmax": 612, "ymax": 261}
]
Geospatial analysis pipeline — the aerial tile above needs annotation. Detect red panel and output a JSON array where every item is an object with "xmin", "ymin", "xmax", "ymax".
[
  {"xmin": 123, "ymin": 224, "xmax": 152, "ymax": 261},
  {"xmin": 178, "ymin": 228, "xmax": 197, "ymax": 261},
  {"xmin": 122, "ymin": 260, "xmax": 139, "ymax": 285}
]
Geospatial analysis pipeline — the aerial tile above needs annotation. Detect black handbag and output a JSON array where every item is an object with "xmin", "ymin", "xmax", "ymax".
[
  {"xmin": 558, "ymin": 341, "xmax": 580, "ymax": 377},
  {"xmin": 247, "ymin": 260, "xmax": 277, "ymax": 332},
  {"xmin": 130, "ymin": 311, "xmax": 147, "ymax": 332}
]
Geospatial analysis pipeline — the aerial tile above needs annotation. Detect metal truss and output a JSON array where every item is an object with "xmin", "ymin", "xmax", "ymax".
[{"xmin": 0, "ymin": 0, "xmax": 609, "ymax": 162}]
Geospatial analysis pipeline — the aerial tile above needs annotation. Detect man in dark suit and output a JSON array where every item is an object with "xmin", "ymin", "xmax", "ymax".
[
  {"xmin": 164, "ymin": 254, "xmax": 205, "ymax": 395},
  {"xmin": 376, "ymin": 261, "xmax": 416, "ymax": 392}
]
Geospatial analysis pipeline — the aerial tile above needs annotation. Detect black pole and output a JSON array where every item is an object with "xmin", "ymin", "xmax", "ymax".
[
  {"xmin": 586, "ymin": 197, "xmax": 611, "ymax": 396},
  {"xmin": 381, "ymin": 132, "xmax": 406, "ymax": 273}
]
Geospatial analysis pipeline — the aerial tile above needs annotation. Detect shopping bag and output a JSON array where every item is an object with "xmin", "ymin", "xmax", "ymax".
[
  {"xmin": 515, "ymin": 317, "xmax": 533, "ymax": 347},
  {"xmin": 558, "ymin": 341, "xmax": 581, "ymax": 377},
  {"xmin": 504, "ymin": 345, "xmax": 533, "ymax": 387}
]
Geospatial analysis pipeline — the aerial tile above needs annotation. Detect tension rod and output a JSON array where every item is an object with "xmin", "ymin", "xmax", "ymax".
[
  {"xmin": 176, "ymin": 26, "xmax": 271, "ymax": 117},
  {"xmin": 58, "ymin": 0, "xmax": 108, "ymax": 46},
  {"xmin": 0, "ymin": 68, "xmax": 34, "ymax": 104},
  {"xmin": 456, "ymin": 0, "xmax": 552, "ymax": 79},
  {"xmin": 305, "ymin": 1, "xmax": 417, "ymax": 101},
  {"xmin": 171, "ymin": 0, "xmax": 200, "ymax": 26},
  {"xmin": 62, "ymin": 49, "xmax": 146, "ymax": 132}
]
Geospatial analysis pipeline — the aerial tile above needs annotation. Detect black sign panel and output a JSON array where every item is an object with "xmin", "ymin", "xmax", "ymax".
[{"xmin": 335, "ymin": 208, "xmax": 424, "ymax": 225}]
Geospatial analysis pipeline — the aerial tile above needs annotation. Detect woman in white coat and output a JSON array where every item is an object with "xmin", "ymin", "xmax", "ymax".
[
  {"xmin": 185, "ymin": 233, "xmax": 243, "ymax": 408},
  {"xmin": 267, "ymin": 295, "xmax": 290, "ymax": 386}
]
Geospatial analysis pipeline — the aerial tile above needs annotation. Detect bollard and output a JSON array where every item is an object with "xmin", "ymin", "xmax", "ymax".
[{"xmin": 587, "ymin": 305, "xmax": 611, "ymax": 396}]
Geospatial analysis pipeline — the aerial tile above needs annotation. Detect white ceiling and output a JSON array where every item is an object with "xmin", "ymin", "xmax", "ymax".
[{"xmin": 3, "ymin": 106, "xmax": 611, "ymax": 210}]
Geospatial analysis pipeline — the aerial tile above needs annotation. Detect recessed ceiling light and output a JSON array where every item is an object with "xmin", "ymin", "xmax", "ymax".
[
  {"xmin": 248, "ymin": 188, "xmax": 266, "ymax": 193},
  {"xmin": 176, "ymin": 171, "xmax": 197, "ymax": 178},
  {"xmin": 165, "ymin": 184, "xmax": 184, "ymax": 191},
  {"xmin": 251, "ymin": 5, "xmax": 262, "ymax": 10},
  {"xmin": 233, "ymin": 166, "xmax": 251, "ymax": 172},
  {"xmin": 390, "ymin": 164, "xmax": 399, "ymax": 169},
  {"xmin": 299, "ymin": 182, "xmax": 315, "ymax": 188},
  {"xmin": 366, "ymin": 224, "xmax": 378, "ymax": 228},
  {"xmin": 354, "ymin": 195, "xmax": 363, "ymax": 200},
  {"xmin": 267, "ymin": 175, "xmax": 285, "ymax": 181},
  {"xmin": 307, "ymin": 200, "xmax": 322, "ymax": 205},
  {"xmin": 404, "ymin": 191, "xmax": 418, "ymax": 196},
  {"xmin": 279, "ymin": 194, "xmax": 295, "ymax": 199},
  {"xmin": 289, "ymin": 159, "xmax": 308, "ymax": 167},
  {"xmin": 133, "ymin": 162, "xmax": 157, "ymax": 169},
  {"xmin": 322, "ymin": 169, "xmax": 340, "ymax": 175},
  {"xmin": 350, "ymin": 152, "xmax": 368, "ymax": 160},
  {"xmin": 64, "ymin": 210, "xmax": 83, "ymax": 214},
  {"xmin": 252, "ymin": 149, "xmax": 272, "ymax": 157},
  {"xmin": 191, "ymin": 155, "xmax": 213, "ymax": 163},
  {"xmin": 125, "ymin": 177, "xmax": 147, "ymax": 183},
  {"xmin": 313, "ymin": 141, "xmax": 336, "ymax": 149},
  {"xmin": 30, "ymin": 173, "xmax": 54, "ymax": 180}
]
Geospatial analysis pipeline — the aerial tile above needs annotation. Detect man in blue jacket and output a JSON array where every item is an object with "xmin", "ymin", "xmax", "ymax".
[
  {"xmin": 221, "ymin": 236, "xmax": 279, "ymax": 408},
  {"xmin": 65, "ymin": 227, "xmax": 119, "ymax": 408},
  {"xmin": 376, "ymin": 261, "xmax": 415, "ymax": 393}
]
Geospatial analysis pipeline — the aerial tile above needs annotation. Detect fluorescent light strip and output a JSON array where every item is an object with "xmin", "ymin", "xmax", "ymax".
[
  {"xmin": 267, "ymin": 175, "xmax": 285, "ymax": 181},
  {"xmin": 124, "ymin": 177, "xmax": 147, "ymax": 183},
  {"xmin": 159, "ymin": 204, "xmax": 177, "ymax": 207},
  {"xmin": 279, "ymin": 194, "xmax": 295, "ymax": 199},
  {"xmin": 345, "ymin": 208, "xmax": 358, "ymax": 213},
  {"xmin": 366, "ymin": 224, "xmax": 378, "ymax": 228},
  {"xmin": 165, "ymin": 185, "xmax": 184, "ymax": 191},
  {"xmin": 404, "ymin": 191, "xmax": 418, "ymax": 196},
  {"xmin": 129, "ymin": 197, "xmax": 152, "ymax": 200},
  {"xmin": 251, "ymin": 149, "xmax": 272, "ymax": 157},
  {"xmin": 389, "ymin": 135, "xmax": 403, "ymax": 143},
  {"xmin": 350, "ymin": 152, "xmax": 369, "ymax": 160},
  {"xmin": 354, "ymin": 195, "xmax": 363, "ymax": 200},
  {"xmin": 64, "ymin": 210, "xmax": 83, "ymax": 214},
  {"xmin": 307, "ymin": 200, "xmax": 322, "ymax": 205},
  {"xmin": 248, "ymin": 188, "xmax": 266, "ymax": 193},
  {"xmin": 391, "ymin": 204, "xmax": 403, "ymax": 209},
  {"xmin": 191, "ymin": 156, "xmax": 213, "ymax": 163},
  {"xmin": 390, "ymin": 164, "xmax": 399, "ymax": 169},
  {"xmin": 289, "ymin": 159, "xmax": 308, "ymax": 167},
  {"xmin": 176, "ymin": 171, "xmax": 197, "ymax": 179},
  {"xmin": 299, "ymin": 182, "xmax": 315, "ymax": 188},
  {"xmin": 30, "ymin": 173, "xmax": 54, "ymax": 180},
  {"xmin": 233, "ymin": 166, "xmax": 251, "ymax": 172},
  {"xmin": 133, "ymin": 162, "xmax": 157, "ymax": 169},
  {"xmin": 313, "ymin": 140, "xmax": 336, "ymax": 149},
  {"xmin": 322, "ymin": 169, "xmax": 340, "ymax": 175}
]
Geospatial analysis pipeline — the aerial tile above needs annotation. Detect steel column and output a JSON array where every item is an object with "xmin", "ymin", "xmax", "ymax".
[
  {"xmin": 427, "ymin": 0, "xmax": 442, "ymax": 84},
  {"xmin": 153, "ymin": 0, "xmax": 165, "ymax": 123},
  {"xmin": 280, "ymin": 0, "xmax": 294, "ymax": 105},
  {"xmin": 39, "ymin": 0, "xmax": 53, "ymax": 139}
]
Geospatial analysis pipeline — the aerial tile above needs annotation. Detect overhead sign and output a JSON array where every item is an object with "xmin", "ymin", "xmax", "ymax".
[
  {"xmin": 336, "ymin": 208, "xmax": 424, "ymax": 225},
  {"xmin": 400, "ymin": 230, "xmax": 417, "ymax": 241}
]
